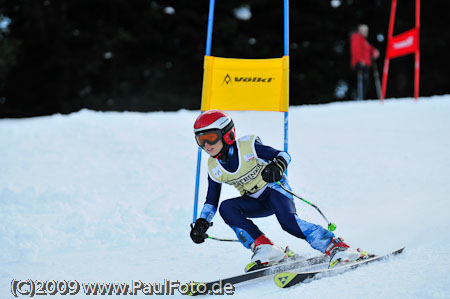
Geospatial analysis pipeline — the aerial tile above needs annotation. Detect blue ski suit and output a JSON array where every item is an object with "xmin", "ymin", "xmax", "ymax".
[{"xmin": 199, "ymin": 136, "xmax": 335, "ymax": 252}]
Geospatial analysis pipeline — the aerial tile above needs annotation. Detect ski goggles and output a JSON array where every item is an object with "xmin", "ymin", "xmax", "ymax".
[{"xmin": 195, "ymin": 130, "xmax": 222, "ymax": 147}]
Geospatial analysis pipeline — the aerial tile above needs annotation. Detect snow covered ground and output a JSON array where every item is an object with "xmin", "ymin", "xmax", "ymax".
[{"xmin": 1, "ymin": 95, "xmax": 450, "ymax": 298}]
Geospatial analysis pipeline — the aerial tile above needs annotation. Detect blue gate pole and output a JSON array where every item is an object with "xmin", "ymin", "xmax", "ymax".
[
  {"xmin": 193, "ymin": 0, "xmax": 216, "ymax": 224},
  {"xmin": 193, "ymin": 147, "xmax": 203, "ymax": 223},
  {"xmin": 205, "ymin": 0, "xmax": 216, "ymax": 56},
  {"xmin": 284, "ymin": 0, "xmax": 289, "ymax": 57},
  {"xmin": 283, "ymin": 0, "xmax": 289, "ymax": 154}
]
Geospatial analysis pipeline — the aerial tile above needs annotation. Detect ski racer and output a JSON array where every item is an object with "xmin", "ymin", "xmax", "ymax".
[{"xmin": 190, "ymin": 109, "xmax": 362, "ymax": 271}]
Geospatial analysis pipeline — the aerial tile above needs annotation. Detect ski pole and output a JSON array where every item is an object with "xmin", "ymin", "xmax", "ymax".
[
  {"xmin": 191, "ymin": 222, "xmax": 240, "ymax": 243},
  {"xmin": 372, "ymin": 58, "xmax": 382, "ymax": 99},
  {"xmin": 276, "ymin": 182, "xmax": 336, "ymax": 231},
  {"xmin": 205, "ymin": 234, "xmax": 239, "ymax": 242}
]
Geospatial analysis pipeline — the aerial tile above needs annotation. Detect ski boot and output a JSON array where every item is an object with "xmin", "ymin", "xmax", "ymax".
[
  {"xmin": 245, "ymin": 235, "xmax": 287, "ymax": 272},
  {"xmin": 325, "ymin": 237, "xmax": 363, "ymax": 268}
]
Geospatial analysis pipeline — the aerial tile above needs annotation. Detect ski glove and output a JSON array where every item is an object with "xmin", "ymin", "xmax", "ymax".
[
  {"xmin": 261, "ymin": 157, "xmax": 288, "ymax": 183},
  {"xmin": 190, "ymin": 218, "xmax": 210, "ymax": 244}
]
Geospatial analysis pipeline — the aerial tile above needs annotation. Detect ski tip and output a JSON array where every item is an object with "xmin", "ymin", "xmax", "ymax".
[
  {"xmin": 392, "ymin": 247, "xmax": 405, "ymax": 255},
  {"xmin": 274, "ymin": 272, "xmax": 297, "ymax": 288}
]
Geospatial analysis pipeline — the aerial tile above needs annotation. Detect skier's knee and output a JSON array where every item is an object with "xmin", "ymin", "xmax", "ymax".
[{"xmin": 219, "ymin": 200, "xmax": 234, "ymax": 223}]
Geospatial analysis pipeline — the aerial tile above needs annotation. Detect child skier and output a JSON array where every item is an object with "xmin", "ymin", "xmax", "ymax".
[{"xmin": 190, "ymin": 109, "xmax": 361, "ymax": 271}]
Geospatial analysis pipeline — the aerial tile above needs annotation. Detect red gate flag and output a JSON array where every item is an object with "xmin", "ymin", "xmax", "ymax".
[
  {"xmin": 386, "ymin": 28, "xmax": 419, "ymax": 59},
  {"xmin": 381, "ymin": 0, "xmax": 420, "ymax": 100}
]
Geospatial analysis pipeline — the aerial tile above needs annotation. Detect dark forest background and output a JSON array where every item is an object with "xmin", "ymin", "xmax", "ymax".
[{"xmin": 0, "ymin": 0, "xmax": 449, "ymax": 118}]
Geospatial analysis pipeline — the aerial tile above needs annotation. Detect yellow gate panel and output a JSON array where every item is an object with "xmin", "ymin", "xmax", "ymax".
[{"xmin": 201, "ymin": 56, "xmax": 289, "ymax": 112}]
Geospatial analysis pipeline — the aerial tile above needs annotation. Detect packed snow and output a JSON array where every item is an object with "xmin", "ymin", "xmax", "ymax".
[{"xmin": 1, "ymin": 95, "xmax": 450, "ymax": 298}]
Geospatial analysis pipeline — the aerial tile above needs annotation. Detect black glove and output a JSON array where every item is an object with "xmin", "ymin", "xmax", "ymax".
[
  {"xmin": 190, "ymin": 218, "xmax": 210, "ymax": 244},
  {"xmin": 261, "ymin": 157, "xmax": 287, "ymax": 183}
]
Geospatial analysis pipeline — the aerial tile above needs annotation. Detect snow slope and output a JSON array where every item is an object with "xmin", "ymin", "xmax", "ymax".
[{"xmin": 1, "ymin": 95, "xmax": 450, "ymax": 298}]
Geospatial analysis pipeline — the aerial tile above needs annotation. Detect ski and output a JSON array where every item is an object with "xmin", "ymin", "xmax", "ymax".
[
  {"xmin": 274, "ymin": 247, "xmax": 405, "ymax": 288},
  {"xmin": 187, "ymin": 253, "xmax": 329, "ymax": 296}
]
